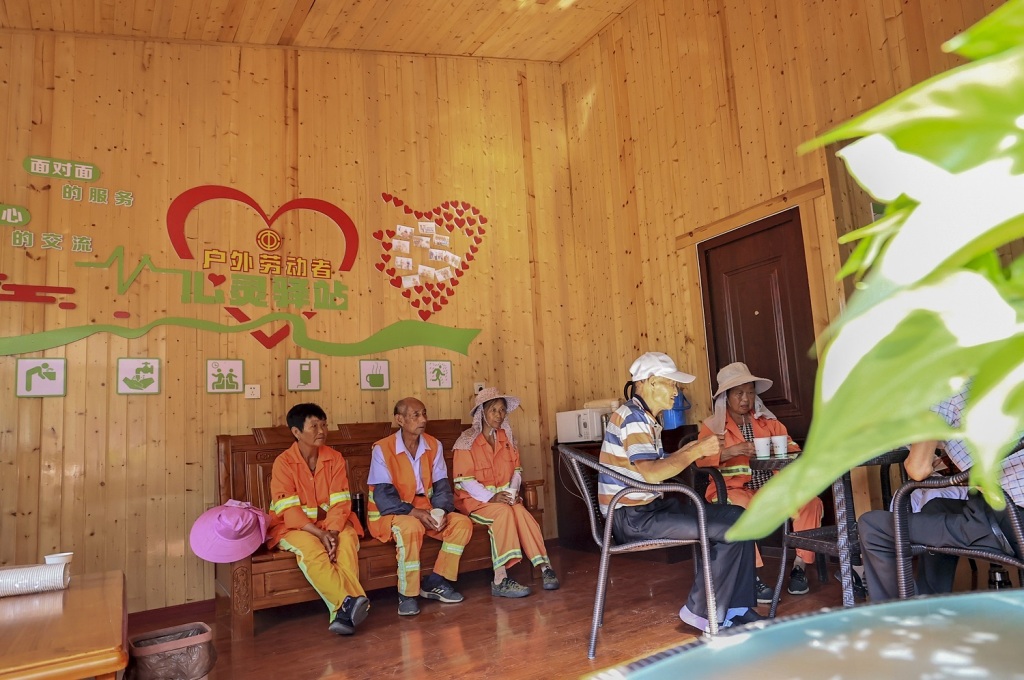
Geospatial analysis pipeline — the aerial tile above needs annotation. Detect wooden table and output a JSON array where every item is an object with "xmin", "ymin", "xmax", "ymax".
[{"xmin": 0, "ymin": 570, "xmax": 128, "ymax": 679}]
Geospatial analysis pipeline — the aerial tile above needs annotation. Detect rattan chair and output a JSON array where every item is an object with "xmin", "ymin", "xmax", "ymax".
[
  {"xmin": 893, "ymin": 470, "xmax": 1024, "ymax": 599},
  {"xmin": 557, "ymin": 445, "xmax": 719, "ymax": 659}
]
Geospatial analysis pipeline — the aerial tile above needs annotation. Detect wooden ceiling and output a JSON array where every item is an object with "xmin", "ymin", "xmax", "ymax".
[{"xmin": 0, "ymin": 0, "xmax": 639, "ymax": 62}]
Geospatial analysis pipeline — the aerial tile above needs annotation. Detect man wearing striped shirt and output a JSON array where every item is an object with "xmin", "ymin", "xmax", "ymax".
[
  {"xmin": 600, "ymin": 352, "xmax": 760, "ymax": 633},
  {"xmin": 859, "ymin": 386, "xmax": 1024, "ymax": 601}
]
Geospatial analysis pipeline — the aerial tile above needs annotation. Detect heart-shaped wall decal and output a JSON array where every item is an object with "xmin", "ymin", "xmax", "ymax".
[
  {"xmin": 167, "ymin": 185, "xmax": 357, "ymax": 349},
  {"xmin": 378, "ymin": 193, "xmax": 490, "ymax": 322}
]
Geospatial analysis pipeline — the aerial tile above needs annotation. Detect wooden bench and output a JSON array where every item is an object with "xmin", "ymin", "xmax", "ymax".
[{"xmin": 214, "ymin": 420, "xmax": 544, "ymax": 640}]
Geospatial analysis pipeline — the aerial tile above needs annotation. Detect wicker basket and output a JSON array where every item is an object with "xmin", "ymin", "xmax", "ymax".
[{"xmin": 125, "ymin": 622, "xmax": 217, "ymax": 680}]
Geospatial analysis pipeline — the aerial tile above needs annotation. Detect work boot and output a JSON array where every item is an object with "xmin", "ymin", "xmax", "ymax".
[{"xmin": 491, "ymin": 577, "xmax": 531, "ymax": 598}]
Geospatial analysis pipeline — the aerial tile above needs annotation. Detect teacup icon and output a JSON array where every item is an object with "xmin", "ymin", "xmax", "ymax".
[{"xmin": 367, "ymin": 373, "xmax": 385, "ymax": 388}]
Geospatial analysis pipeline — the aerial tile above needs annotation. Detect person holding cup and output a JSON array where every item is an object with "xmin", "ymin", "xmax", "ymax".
[
  {"xmin": 366, "ymin": 397, "xmax": 473, "ymax": 616},
  {"xmin": 452, "ymin": 387, "xmax": 559, "ymax": 598},
  {"xmin": 697, "ymin": 362, "xmax": 823, "ymax": 603}
]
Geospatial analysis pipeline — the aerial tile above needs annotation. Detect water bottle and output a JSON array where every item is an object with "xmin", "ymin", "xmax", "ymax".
[
  {"xmin": 988, "ymin": 563, "xmax": 1011, "ymax": 589},
  {"xmin": 352, "ymin": 492, "xmax": 366, "ymax": 527}
]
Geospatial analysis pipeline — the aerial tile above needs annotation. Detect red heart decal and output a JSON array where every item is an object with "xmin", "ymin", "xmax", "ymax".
[
  {"xmin": 302, "ymin": 311, "xmax": 317, "ymax": 319},
  {"xmin": 479, "ymin": 216, "xmax": 488, "ymax": 224},
  {"xmin": 478, "ymin": 226, "xmax": 486, "ymax": 235},
  {"xmin": 377, "ymin": 193, "xmax": 490, "ymax": 322},
  {"xmin": 390, "ymin": 276, "xmax": 402, "ymax": 288},
  {"xmin": 208, "ymin": 273, "xmax": 226, "ymax": 286},
  {"xmin": 382, "ymin": 192, "xmax": 393, "ymax": 203},
  {"xmin": 225, "ymin": 306, "xmax": 301, "ymax": 349},
  {"xmin": 167, "ymin": 185, "xmax": 358, "ymax": 349},
  {"xmin": 375, "ymin": 262, "xmax": 386, "ymax": 272}
]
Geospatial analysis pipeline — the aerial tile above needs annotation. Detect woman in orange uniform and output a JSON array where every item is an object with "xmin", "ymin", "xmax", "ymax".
[
  {"xmin": 697, "ymin": 363, "xmax": 823, "ymax": 604},
  {"xmin": 452, "ymin": 387, "xmax": 560, "ymax": 597}
]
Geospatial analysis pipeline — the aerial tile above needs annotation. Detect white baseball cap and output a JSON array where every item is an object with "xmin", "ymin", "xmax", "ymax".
[{"xmin": 629, "ymin": 352, "xmax": 696, "ymax": 384}]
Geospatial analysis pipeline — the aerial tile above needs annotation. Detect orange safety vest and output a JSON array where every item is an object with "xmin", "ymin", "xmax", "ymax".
[{"xmin": 366, "ymin": 432, "xmax": 442, "ymax": 543}]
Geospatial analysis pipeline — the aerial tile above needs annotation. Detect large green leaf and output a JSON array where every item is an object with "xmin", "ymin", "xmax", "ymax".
[{"xmin": 945, "ymin": 0, "xmax": 1024, "ymax": 60}]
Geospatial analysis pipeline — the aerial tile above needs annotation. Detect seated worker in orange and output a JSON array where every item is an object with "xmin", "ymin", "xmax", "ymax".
[
  {"xmin": 367, "ymin": 397, "xmax": 474, "ymax": 616},
  {"xmin": 267, "ymin": 403, "xmax": 370, "ymax": 636},
  {"xmin": 452, "ymin": 387, "xmax": 560, "ymax": 598},
  {"xmin": 697, "ymin": 362, "xmax": 823, "ymax": 604}
]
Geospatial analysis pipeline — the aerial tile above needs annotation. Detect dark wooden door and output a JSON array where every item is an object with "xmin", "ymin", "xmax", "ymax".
[{"xmin": 697, "ymin": 208, "xmax": 817, "ymax": 441}]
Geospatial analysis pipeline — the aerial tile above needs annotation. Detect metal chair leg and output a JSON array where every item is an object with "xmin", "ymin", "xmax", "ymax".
[
  {"xmin": 589, "ymin": 545, "xmax": 613, "ymax": 659},
  {"xmin": 770, "ymin": 521, "xmax": 790, "ymax": 618}
]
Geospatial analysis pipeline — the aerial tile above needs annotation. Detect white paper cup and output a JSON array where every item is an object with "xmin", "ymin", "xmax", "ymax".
[
  {"xmin": 44, "ymin": 552, "xmax": 73, "ymax": 565},
  {"xmin": 508, "ymin": 486, "xmax": 518, "ymax": 503},
  {"xmin": 771, "ymin": 435, "xmax": 789, "ymax": 457},
  {"xmin": 430, "ymin": 508, "xmax": 444, "ymax": 527},
  {"xmin": 753, "ymin": 437, "xmax": 771, "ymax": 459}
]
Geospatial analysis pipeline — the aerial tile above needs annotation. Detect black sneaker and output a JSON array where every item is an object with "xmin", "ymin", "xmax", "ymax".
[
  {"xmin": 833, "ymin": 569, "xmax": 869, "ymax": 599},
  {"xmin": 541, "ymin": 566, "xmax": 560, "ymax": 591},
  {"xmin": 755, "ymin": 576, "xmax": 774, "ymax": 605},
  {"xmin": 329, "ymin": 595, "xmax": 369, "ymax": 635},
  {"xmin": 397, "ymin": 594, "xmax": 420, "ymax": 616},
  {"xmin": 788, "ymin": 566, "xmax": 809, "ymax": 595},
  {"xmin": 730, "ymin": 608, "xmax": 766, "ymax": 626},
  {"xmin": 420, "ymin": 577, "xmax": 464, "ymax": 603}
]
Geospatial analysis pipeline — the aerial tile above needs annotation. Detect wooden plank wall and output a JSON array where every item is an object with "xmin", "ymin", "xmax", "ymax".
[
  {"xmin": 0, "ymin": 0, "xmax": 1006, "ymax": 613},
  {"xmin": 0, "ymin": 33, "xmax": 573, "ymax": 612},
  {"xmin": 557, "ymin": 0, "xmax": 1003, "ymax": 507}
]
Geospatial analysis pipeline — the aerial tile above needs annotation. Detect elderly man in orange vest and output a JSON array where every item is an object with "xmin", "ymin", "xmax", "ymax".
[{"xmin": 366, "ymin": 397, "xmax": 473, "ymax": 616}]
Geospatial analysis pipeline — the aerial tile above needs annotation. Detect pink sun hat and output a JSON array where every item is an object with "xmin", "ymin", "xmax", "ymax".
[{"xmin": 189, "ymin": 499, "xmax": 269, "ymax": 563}]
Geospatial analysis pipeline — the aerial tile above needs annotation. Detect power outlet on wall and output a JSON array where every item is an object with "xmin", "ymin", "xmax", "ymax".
[
  {"xmin": 245, "ymin": 384, "xmax": 261, "ymax": 399},
  {"xmin": 474, "ymin": 382, "xmax": 485, "ymax": 394}
]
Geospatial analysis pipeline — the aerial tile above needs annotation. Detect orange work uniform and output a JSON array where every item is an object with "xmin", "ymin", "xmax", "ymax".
[
  {"xmin": 267, "ymin": 442, "xmax": 366, "ymax": 621},
  {"xmin": 697, "ymin": 414, "xmax": 823, "ymax": 565},
  {"xmin": 453, "ymin": 430, "xmax": 549, "ymax": 570},
  {"xmin": 367, "ymin": 433, "xmax": 473, "ymax": 597}
]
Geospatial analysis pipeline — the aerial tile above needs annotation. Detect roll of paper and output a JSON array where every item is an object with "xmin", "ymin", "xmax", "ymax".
[{"xmin": 0, "ymin": 563, "xmax": 70, "ymax": 598}]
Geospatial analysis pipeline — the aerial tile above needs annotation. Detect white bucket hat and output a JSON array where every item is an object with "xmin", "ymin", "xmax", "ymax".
[{"xmin": 629, "ymin": 352, "xmax": 696, "ymax": 384}]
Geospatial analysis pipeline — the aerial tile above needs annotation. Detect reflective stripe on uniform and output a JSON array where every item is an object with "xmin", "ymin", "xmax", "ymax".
[{"xmin": 270, "ymin": 495, "xmax": 301, "ymax": 514}]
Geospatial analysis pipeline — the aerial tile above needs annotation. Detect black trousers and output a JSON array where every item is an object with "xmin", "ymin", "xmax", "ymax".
[
  {"xmin": 859, "ymin": 494, "xmax": 1020, "ymax": 602},
  {"xmin": 611, "ymin": 496, "xmax": 756, "ymax": 622}
]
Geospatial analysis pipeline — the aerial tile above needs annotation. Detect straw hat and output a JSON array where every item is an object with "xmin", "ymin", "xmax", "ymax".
[
  {"xmin": 712, "ymin": 362, "xmax": 773, "ymax": 399},
  {"xmin": 471, "ymin": 386, "xmax": 521, "ymax": 417},
  {"xmin": 629, "ymin": 352, "xmax": 696, "ymax": 384},
  {"xmin": 189, "ymin": 500, "xmax": 269, "ymax": 563}
]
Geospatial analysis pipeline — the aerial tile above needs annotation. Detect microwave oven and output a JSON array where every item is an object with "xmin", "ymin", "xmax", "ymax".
[{"xmin": 556, "ymin": 407, "xmax": 613, "ymax": 443}]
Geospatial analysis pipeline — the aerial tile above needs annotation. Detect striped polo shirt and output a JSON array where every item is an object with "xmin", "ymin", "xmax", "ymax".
[{"xmin": 598, "ymin": 398, "xmax": 664, "ymax": 515}]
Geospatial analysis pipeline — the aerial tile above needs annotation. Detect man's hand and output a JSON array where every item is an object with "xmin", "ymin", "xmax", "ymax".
[{"xmin": 410, "ymin": 507, "xmax": 438, "ymax": 531}]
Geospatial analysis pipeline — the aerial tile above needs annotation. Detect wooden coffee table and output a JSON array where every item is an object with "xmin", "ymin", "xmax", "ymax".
[{"xmin": 0, "ymin": 570, "xmax": 127, "ymax": 679}]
